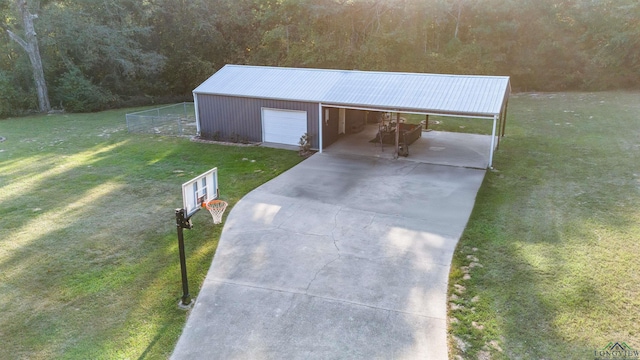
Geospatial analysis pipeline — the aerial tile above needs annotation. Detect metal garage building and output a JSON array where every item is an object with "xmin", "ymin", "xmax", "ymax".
[{"xmin": 193, "ymin": 65, "xmax": 511, "ymax": 167}]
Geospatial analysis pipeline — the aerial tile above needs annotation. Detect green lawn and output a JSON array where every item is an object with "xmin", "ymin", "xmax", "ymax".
[
  {"xmin": 405, "ymin": 113, "xmax": 494, "ymax": 135},
  {"xmin": 0, "ymin": 110, "xmax": 302, "ymax": 359},
  {"xmin": 447, "ymin": 92, "xmax": 640, "ymax": 359}
]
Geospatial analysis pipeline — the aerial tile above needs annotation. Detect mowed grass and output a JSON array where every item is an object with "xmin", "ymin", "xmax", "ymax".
[
  {"xmin": 448, "ymin": 92, "xmax": 640, "ymax": 359},
  {"xmin": 0, "ymin": 110, "xmax": 302, "ymax": 359},
  {"xmin": 405, "ymin": 113, "xmax": 494, "ymax": 135}
]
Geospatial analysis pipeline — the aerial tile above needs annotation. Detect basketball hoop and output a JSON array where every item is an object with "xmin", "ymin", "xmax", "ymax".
[{"xmin": 203, "ymin": 199, "xmax": 228, "ymax": 224}]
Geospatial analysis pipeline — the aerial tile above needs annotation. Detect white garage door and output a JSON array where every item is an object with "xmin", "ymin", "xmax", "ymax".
[{"xmin": 262, "ymin": 108, "xmax": 307, "ymax": 146}]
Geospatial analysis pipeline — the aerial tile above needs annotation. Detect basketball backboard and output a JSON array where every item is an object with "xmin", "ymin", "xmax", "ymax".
[{"xmin": 182, "ymin": 168, "xmax": 218, "ymax": 218}]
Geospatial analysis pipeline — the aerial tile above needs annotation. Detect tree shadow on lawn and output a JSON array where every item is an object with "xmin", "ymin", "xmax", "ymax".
[
  {"xmin": 503, "ymin": 202, "xmax": 635, "ymax": 355},
  {"xmin": 449, "ymin": 92, "xmax": 640, "ymax": 359},
  {"xmin": 0, "ymin": 127, "xmax": 303, "ymax": 358},
  {"xmin": 0, "ymin": 143, "xmax": 222, "ymax": 358},
  {"xmin": 0, "ymin": 182, "xmax": 217, "ymax": 358},
  {"xmin": 451, "ymin": 180, "xmax": 639, "ymax": 358}
]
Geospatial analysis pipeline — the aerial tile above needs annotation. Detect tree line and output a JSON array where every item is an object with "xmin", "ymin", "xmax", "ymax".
[{"xmin": 1, "ymin": 0, "xmax": 639, "ymax": 116}]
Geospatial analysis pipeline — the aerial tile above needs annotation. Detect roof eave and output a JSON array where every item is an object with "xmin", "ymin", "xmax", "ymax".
[
  {"xmin": 321, "ymin": 102, "xmax": 499, "ymax": 119},
  {"xmin": 192, "ymin": 92, "xmax": 501, "ymax": 119}
]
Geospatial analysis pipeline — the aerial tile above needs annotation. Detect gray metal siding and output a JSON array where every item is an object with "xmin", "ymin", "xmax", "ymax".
[{"xmin": 197, "ymin": 94, "xmax": 319, "ymax": 148}]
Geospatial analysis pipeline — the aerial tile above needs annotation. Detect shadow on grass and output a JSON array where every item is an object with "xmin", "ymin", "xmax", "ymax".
[
  {"xmin": 448, "ymin": 92, "xmax": 640, "ymax": 359},
  {"xmin": 137, "ymin": 322, "xmax": 172, "ymax": 360},
  {"xmin": 0, "ymin": 114, "xmax": 303, "ymax": 358}
]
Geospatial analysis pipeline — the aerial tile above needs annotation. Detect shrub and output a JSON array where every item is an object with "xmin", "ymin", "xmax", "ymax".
[
  {"xmin": 55, "ymin": 68, "xmax": 116, "ymax": 112},
  {"xmin": 0, "ymin": 70, "xmax": 35, "ymax": 118},
  {"xmin": 298, "ymin": 133, "xmax": 312, "ymax": 157}
]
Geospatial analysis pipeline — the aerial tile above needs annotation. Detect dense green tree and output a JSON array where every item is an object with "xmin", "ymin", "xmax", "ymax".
[
  {"xmin": 574, "ymin": 0, "xmax": 640, "ymax": 88},
  {"xmin": 38, "ymin": 0, "xmax": 165, "ymax": 106},
  {"xmin": 1, "ymin": 0, "xmax": 640, "ymax": 116},
  {"xmin": 147, "ymin": 0, "xmax": 224, "ymax": 95}
]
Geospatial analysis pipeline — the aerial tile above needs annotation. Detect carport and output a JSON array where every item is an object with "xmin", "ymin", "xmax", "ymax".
[{"xmin": 193, "ymin": 65, "xmax": 511, "ymax": 168}]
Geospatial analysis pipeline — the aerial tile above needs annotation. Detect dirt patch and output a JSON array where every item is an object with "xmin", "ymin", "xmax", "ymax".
[
  {"xmin": 453, "ymin": 336, "xmax": 469, "ymax": 353},
  {"xmin": 190, "ymin": 136, "xmax": 259, "ymax": 147}
]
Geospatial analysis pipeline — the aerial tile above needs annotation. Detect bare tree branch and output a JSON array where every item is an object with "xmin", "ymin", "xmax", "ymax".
[{"xmin": 6, "ymin": 28, "xmax": 30, "ymax": 51}]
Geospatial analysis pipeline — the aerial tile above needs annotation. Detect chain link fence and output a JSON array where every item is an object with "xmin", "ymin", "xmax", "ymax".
[{"xmin": 126, "ymin": 102, "xmax": 196, "ymax": 136}]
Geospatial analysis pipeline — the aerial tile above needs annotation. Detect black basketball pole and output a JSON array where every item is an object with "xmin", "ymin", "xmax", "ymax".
[{"xmin": 175, "ymin": 208, "xmax": 192, "ymax": 307}]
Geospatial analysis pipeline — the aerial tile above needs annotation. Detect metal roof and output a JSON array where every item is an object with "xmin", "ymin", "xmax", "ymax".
[{"xmin": 193, "ymin": 65, "xmax": 511, "ymax": 118}]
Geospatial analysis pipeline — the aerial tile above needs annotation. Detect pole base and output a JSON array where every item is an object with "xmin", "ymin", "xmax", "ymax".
[{"xmin": 178, "ymin": 298, "xmax": 194, "ymax": 310}]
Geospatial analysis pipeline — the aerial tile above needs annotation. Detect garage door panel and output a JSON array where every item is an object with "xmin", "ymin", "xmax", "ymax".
[{"xmin": 263, "ymin": 109, "xmax": 307, "ymax": 146}]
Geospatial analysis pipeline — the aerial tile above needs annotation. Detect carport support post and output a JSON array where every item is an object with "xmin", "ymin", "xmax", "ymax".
[
  {"xmin": 501, "ymin": 101, "xmax": 509, "ymax": 137},
  {"xmin": 489, "ymin": 114, "xmax": 498, "ymax": 168},
  {"xmin": 395, "ymin": 112, "xmax": 400, "ymax": 157},
  {"xmin": 318, "ymin": 103, "xmax": 323, "ymax": 153}
]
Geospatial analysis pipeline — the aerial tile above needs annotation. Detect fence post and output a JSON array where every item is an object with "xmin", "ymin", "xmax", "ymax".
[{"xmin": 179, "ymin": 102, "xmax": 186, "ymax": 136}]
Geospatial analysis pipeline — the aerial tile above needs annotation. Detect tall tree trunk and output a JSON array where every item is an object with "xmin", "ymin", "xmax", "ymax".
[
  {"xmin": 454, "ymin": 0, "xmax": 462, "ymax": 40},
  {"xmin": 6, "ymin": 0, "xmax": 51, "ymax": 112}
]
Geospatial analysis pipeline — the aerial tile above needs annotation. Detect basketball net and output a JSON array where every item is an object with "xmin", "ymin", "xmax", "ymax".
[{"xmin": 204, "ymin": 199, "xmax": 228, "ymax": 224}]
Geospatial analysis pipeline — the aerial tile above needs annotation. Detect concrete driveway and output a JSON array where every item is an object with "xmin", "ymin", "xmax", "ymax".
[{"xmin": 172, "ymin": 152, "xmax": 486, "ymax": 359}]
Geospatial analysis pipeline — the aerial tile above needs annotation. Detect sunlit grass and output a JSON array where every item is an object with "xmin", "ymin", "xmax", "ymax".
[
  {"xmin": 447, "ymin": 92, "xmax": 640, "ymax": 359},
  {"xmin": 0, "ymin": 110, "xmax": 302, "ymax": 359},
  {"xmin": 405, "ymin": 113, "xmax": 495, "ymax": 134}
]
